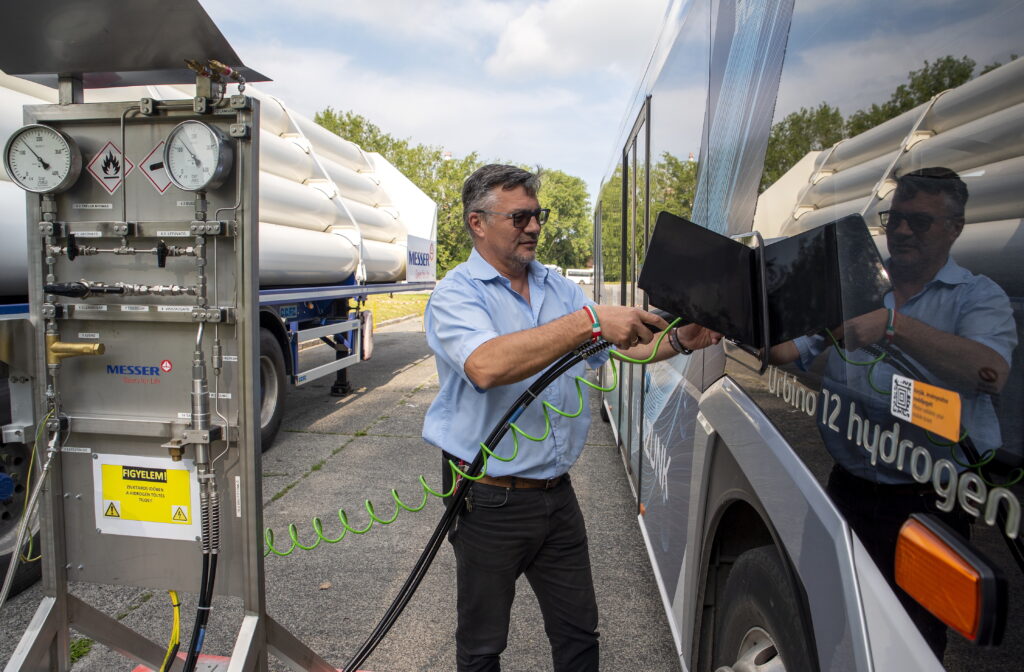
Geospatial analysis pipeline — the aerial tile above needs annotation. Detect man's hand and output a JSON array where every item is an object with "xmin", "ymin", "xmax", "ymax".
[
  {"xmin": 676, "ymin": 324, "xmax": 723, "ymax": 351},
  {"xmin": 615, "ymin": 321, "xmax": 722, "ymax": 362},
  {"xmin": 464, "ymin": 305, "xmax": 666, "ymax": 389},
  {"xmin": 594, "ymin": 306, "xmax": 669, "ymax": 349},
  {"xmin": 834, "ymin": 308, "xmax": 888, "ymax": 351}
]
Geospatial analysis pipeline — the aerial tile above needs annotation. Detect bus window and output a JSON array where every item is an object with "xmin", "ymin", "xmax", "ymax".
[{"xmin": 594, "ymin": 0, "xmax": 1024, "ymax": 669}]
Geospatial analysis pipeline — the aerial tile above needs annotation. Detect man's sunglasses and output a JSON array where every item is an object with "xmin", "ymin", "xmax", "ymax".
[
  {"xmin": 878, "ymin": 209, "xmax": 945, "ymax": 234},
  {"xmin": 473, "ymin": 208, "xmax": 551, "ymax": 229}
]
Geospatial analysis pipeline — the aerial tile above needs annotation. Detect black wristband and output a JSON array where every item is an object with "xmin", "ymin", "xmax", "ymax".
[{"xmin": 668, "ymin": 327, "xmax": 693, "ymax": 355}]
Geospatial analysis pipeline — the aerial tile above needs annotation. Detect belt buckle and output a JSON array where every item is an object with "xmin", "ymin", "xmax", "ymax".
[{"xmin": 544, "ymin": 476, "xmax": 559, "ymax": 489}]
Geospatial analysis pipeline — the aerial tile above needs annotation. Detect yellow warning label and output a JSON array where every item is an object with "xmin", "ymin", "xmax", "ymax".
[
  {"xmin": 890, "ymin": 374, "xmax": 962, "ymax": 442},
  {"xmin": 121, "ymin": 466, "xmax": 167, "ymax": 483},
  {"xmin": 101, "ymin": 463, "xmax": 192, "ymax": 525}
]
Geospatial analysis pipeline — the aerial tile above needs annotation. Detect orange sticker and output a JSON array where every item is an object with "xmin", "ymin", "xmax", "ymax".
[{"xmin": 890, "ymin": 374, "xmax": 962, "ymax": 442}]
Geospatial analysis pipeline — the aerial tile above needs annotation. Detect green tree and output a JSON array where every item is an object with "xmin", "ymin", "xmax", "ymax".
[
  {"xmin": 980, "ymin": 53, "xmax": 1019, "ymax": 76},
  {"xmin": 314, "ymin": 108, "xmax": 481, "ymax": 277},
  {"xmin": 845, "ymin": 55, "xmax": 975, "ymax": 136},
  {"xmin": 537, "ymin": 169, "xmax": 592, "ymax": 270},
  {"xmin": 598, "ymin": 167, "xmax": 624, "ymax": 283},
  {"xmin": 760, "ymin": 103, "xmax": 844, "ymax": 192},
  {"xmin": 759, "ymin": 55, "xmax": 982, "ymax": 192},
  {"xmin": 650, "ymin": 151, "xmax": 699, "ymax": 221}
]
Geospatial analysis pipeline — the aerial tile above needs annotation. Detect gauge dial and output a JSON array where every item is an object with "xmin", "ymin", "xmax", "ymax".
[
  {"xmin": 3, "ymin": 124, "xmax": 82, "ymax": 193},
  {"xmin": 163, "ymin": 120, "xmax": 233, "ymax": 192}
]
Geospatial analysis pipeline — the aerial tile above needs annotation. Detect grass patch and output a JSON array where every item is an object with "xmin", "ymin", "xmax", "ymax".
[
  {"xmin": 70, "ymin": 637, "xmax": 94, "ymax": 663},
  {"xmin": 364, "ymin": 293, "xmax": 430, "ymax": 326},
  {"xmin": 265, "ymin": 382, "xmax": 432, "ymax": 505},
  {"xmin": 269, "ymin": 481, "xmax": 298, "ymax": 503},
  {"xmin": 268, "ymin": 437, "xmax": 357, "ymax": 502},
  {"xmin": 115, "ymin": 591, "xmax": 153, "ymax": 620}
]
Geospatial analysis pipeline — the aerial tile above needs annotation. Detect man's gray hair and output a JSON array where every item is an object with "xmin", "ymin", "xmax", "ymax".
[
  {"xmin": 462, "ymin": 164, "xmax": 541, "ymax": 234},
  {"xmin": 894, "ymin": 166, "xmax": 968, "ymax": 227}
]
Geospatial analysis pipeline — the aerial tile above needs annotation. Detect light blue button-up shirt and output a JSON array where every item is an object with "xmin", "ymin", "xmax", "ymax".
[
  {"xmin": 422, "ymin": 249, "xmax": 604, "ymax": 478},
  {"xmin": 794, "ymin": 257, "xmax": 1017, "ymax": 482}
]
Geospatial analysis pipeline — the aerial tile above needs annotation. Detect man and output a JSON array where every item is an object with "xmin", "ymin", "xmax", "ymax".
[
  {"xmin": 423, "ymin": 164, "xmax": 719, "ymax": 671},
  {"xmin": 772, "ymin": 166, "xmax": 1017, "ymax": 655},
  {"xmin": 773, "ymin": 167, "xmax": 1015, "ymax": 473}
]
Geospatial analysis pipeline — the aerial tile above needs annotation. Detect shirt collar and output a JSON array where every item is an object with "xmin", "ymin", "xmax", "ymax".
[
  {"xmin": 885, "ymin": 255, "xmax": 972, "ymax": 290},
  {"xmin": 928, "ymin": 256, "xmax": 973, "ymax": 287},
  {"xmin": 466, "ymin": 248, "xmax": 501, "ymax": 281},
  {"xmin": 466, "ymin": 247, "xmax": 546, "ymax": 283}
]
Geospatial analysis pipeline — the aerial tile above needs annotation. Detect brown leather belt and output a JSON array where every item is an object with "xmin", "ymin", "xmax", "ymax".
[{"xmin": 476, "ymin": 474, "xmax": 565, "ymax": 489}]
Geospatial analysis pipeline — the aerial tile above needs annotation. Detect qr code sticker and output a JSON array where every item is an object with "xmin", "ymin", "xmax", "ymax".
[{"xmin": 890, "ymin": 375, "xmax": 913, "ymax": 421}]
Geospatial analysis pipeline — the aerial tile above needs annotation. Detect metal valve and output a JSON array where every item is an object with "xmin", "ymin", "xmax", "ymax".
[{"xmin": 45, "ymin": 333, "xmax": 105, "ymax": 366}]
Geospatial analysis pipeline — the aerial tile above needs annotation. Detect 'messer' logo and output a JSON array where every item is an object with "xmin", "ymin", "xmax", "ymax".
[
  {"xmin": 409, "ymin": 250, "xmax": 431, "ymax": 266},
  {"xmin": 106, "ymin": 364, "xmax": 162, "ymax": 376}
]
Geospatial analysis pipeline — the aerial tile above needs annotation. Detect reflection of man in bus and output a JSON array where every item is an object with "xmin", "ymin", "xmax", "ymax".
[
  {"xmin": 423, "ymin": 164, "xmax": 721, "ymax": 671},
  {"xmin": 772, "ymin": 167, "xmax": 1017, "ymax": 656}
]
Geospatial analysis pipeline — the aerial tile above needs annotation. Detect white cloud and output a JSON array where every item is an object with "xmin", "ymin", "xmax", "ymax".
[
  {"xmin": 202, "ymin": 0, "xmax": 523, "ymax": 52},
  {"xmin": 486, "ymin": 0, "xmax": 668, "ymax": 79},
  {"xmin": 228, "ymin": 40, "xmax": 621, "ymax": 195},
  {"xmin": 306, "ymin": 0, "xmax": 519, "ymax": 41},
  {"xmin": 196, "ymin": 1, "xmax": 667, "ymax": 198}
]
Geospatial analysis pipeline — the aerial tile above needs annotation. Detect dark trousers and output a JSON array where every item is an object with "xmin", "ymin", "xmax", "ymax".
[{"xmin": 444, "ymin": 459, "xmax": 599, "ymax": 671}]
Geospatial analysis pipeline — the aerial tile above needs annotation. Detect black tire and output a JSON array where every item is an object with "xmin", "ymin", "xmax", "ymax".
[
  {"xmin": 599, "ymin": 403, "xmax": 610, "ymax": 423},
  {"xmin": 712, "ymin": 545, "xmax": 817, "ymax": 672},
  {"xmin": 258, "ymin": 328, "xmax": 287, "ymax": 452},
  {"xmin": 0, "ymin": 379, "xmax": 42, "ymax": 597}
]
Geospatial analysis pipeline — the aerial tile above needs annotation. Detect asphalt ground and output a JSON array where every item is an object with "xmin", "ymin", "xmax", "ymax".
[{"xmin": 0, "ymin": 316, "xmax": 679, "ymax": 671}]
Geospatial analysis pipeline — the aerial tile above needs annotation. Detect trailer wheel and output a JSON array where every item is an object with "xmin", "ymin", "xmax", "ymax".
[
  {"xmin": 0, "ymin": 380, "xmax": 41, "ymax": 597},
  {"xmin": 712, "ymin": 545, "xmax": 816, "ymax": 672},
  {"xmin": 259, "ymin": 328, "xmax": 287, "ymax": 451}
]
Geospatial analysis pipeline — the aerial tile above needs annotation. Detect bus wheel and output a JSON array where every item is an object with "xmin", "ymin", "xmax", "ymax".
[
  {"xmin": 259, "ymin": 328, "xmax": 287, "ymax": 451},
  {"xmin": 712, "ymin": 545, "xmax": 816, "ymax": 672}
]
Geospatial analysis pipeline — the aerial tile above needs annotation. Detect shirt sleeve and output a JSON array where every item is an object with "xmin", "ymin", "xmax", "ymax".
[
  {"xmin": 424, "ymin": 279, "xmax": 500, "ymax": 391},
  {"xmin": 955, "ymin": 276, "xmax": 1018, "ymax": 366},
  {"xmin": 794, "ymin": 333, "xmax": 827, "ymax": 371}
]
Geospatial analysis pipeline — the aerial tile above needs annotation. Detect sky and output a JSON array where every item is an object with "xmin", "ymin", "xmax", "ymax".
[{"xmin": 199, "ymin": 0, "xmax": 671, "ymax": 202}]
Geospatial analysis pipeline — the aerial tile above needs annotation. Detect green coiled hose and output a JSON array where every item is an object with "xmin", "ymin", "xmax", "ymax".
[{"xmin": 263, "ymin": 322, "xmax": 679, "ymax": 557}]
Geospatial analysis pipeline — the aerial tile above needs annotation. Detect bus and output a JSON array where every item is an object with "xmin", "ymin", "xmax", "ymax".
[
  {"xmin": 565, "ymin": 268, "xmax": 595, "ymax": 285},
  {"xmin": 594, "ymin": 1, "xmax": 1024, "ymax": 670}
]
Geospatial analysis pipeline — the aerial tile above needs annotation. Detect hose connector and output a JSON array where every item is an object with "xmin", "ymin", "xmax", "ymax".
[{"xmin": 46, "ymin": 333, "xmax": 105, "ymax": 366}]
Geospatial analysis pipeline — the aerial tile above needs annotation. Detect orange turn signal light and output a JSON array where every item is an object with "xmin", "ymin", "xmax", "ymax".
[{"xmin": 894, "ymin": 514, "xmax": 1005, "ymax": 646}]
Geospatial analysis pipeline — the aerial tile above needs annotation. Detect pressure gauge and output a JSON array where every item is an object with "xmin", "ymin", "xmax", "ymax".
[
  {"xmin": 163, "ymin": 120, "xmax": 233, "ymax": 192},
  {"xmin": 3, "ymin": 124, "xmax": 83, "ymax": 193}
]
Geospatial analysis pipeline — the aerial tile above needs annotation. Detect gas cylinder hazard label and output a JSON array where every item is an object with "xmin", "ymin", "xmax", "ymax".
[{"xmin": 93, "ymin": 454, "xmax": 200, "ymax": 541}]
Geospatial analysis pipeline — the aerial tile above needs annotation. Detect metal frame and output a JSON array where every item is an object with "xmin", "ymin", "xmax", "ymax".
[
  {"xmin": 292, "ymin": 319, "xmax": 361, "ymax": 385},
  {"xmin": 258, "ymin": 280, "xmax": 435, "ymax": 305},
  {"xmin": 616, "ymin": 95, "xmax": 652, "ymax": 503},
  {"xmin": 5, "ymin": 88, "xmax": 331, "ymax": 672}
]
